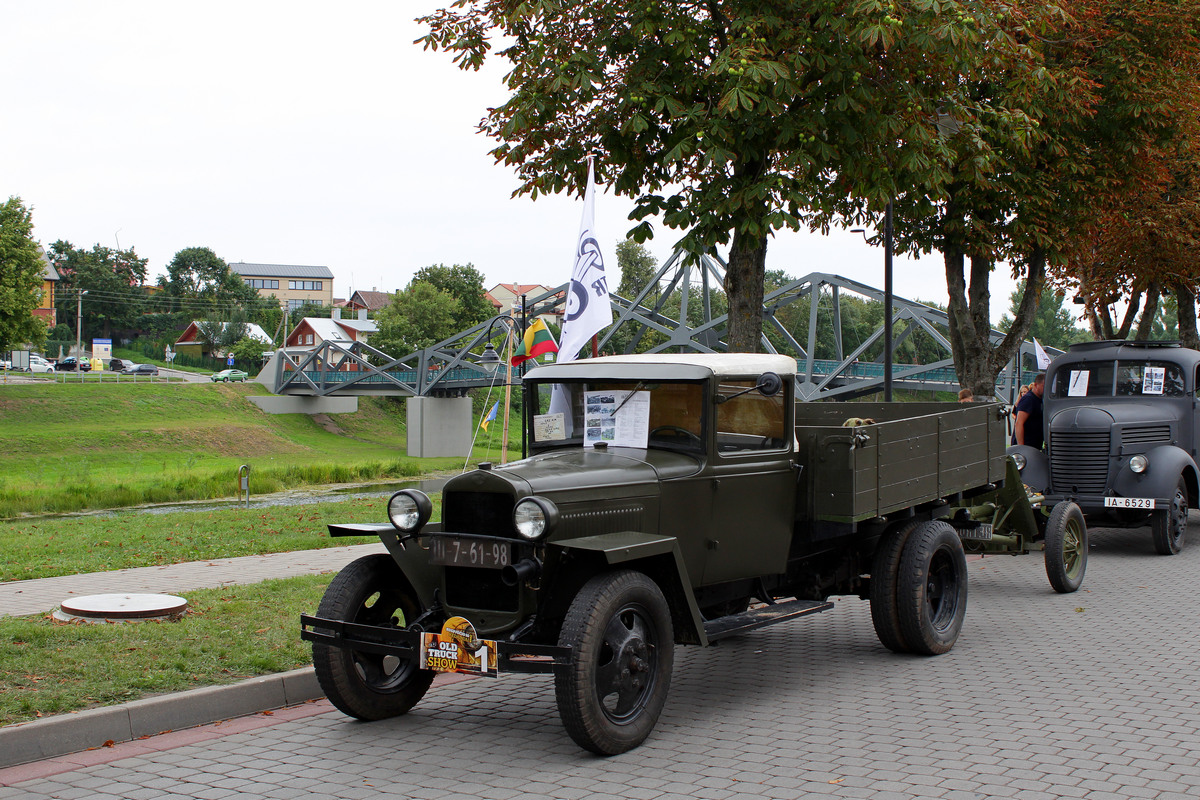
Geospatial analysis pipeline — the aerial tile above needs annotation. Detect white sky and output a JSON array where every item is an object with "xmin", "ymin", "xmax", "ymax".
[{"xmin": 3, "ymin": 1, "xmax": 1021, "ymax": 323}]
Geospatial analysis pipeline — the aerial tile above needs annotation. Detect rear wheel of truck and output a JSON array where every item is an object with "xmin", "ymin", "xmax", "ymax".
[
  {"xmin": 1044, "ymin": 502, "xmax": 1087, "ymax": 593},
  {"xmin": 555, "ymin": 570, "xmax": 674, "ymax": 756},
  {"xmin": 1151, "ymin": 477, "xmax": 1188, "ymax": 555},
  {"xmin": 311, "ymin": 554, "xmax": 434, "ymax": 720},
  {"xmin": 897, "ymin": 521, "xmax": 968, "ymax": 655},
  {"xmin": 869, "ymin": 519, "xmax": 921, "ymax": 654}
]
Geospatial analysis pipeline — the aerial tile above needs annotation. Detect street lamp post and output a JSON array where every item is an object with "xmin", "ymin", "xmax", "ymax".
[
  {"xmin": 75, "ymin": 289, "xmax": 88, "ymax": 380},
  {"xmin": 883, "ymin": 200, "xmax": 894, "ymax": 402}
]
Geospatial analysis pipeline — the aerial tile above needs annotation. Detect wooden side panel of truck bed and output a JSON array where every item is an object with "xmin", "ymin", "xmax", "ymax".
[{"xmin": 795, "ymin": 402, "xmax": 1006, "ymax": 523}]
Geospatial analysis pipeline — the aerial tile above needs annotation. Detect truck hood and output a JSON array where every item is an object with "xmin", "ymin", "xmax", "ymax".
[
  {"xmin": 446, "ymin": 448, "xmax": 700, "ymax": 499},
  {"xmin": 1050, "ymin": 403, "xmax": 1176, "ymax": 431}
]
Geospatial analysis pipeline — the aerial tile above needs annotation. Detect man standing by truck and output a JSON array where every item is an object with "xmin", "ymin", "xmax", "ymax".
[{"xmin": 1013, "ymin": 373, "xmax": 1045, "ymax": 449}]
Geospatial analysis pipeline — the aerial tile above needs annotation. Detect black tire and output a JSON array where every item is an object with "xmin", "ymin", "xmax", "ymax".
[
  {"xmin": 311, "ymin": 554, "xmax": 434, "ymax": 720},
  {"xmin": 1151, "ymin": 477, "xmax": 1188, "ymax": 555},
  {"xmin": 896, "ymin": 520, "xmax": 968, "ymax": 656},
  {"xmin": 1044, "ymin": 502, "xmax": 1087, "ymax": 593},
  {"xmin": 869, "ymin": 519, "xmax": 921, "ymax": 654},
  {"xmin": 555, "ymin": 570, "xmax": 674, "ymax": 755}
]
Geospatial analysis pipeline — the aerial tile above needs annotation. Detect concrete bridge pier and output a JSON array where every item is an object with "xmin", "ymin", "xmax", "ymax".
[{"xmin": 407, "ymin": 396, "xmax": 473, "ymax": 458}]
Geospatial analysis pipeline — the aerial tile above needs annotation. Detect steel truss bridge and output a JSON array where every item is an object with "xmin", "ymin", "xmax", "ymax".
[{"xmin": 267, "ymin": 250, "xmax": 1048, "ymax": 403}]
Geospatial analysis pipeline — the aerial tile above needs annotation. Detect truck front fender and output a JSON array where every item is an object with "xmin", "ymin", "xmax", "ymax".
[
  {"xmin": 548, "ymin": 532, "xmax": 709, "ymax": 646},
  {"xmin": 1007, "ymin": 445, "xmax": 1049, "ymax": 492},
  {"xmin": 327, "ymin": 521, "xmax": 442, "ymax": 609},
  {"xmin": 1113, "ymin": 445, "xmax": 1199, "ymax": 505}
]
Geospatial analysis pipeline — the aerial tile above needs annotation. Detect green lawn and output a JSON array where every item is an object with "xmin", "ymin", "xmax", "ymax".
[
  {"xmin": 0, "ymin": 381, "xmax": 516, "ymax": 516},
  {"xmin": 0, "ymin": 575, "xmax": 332, "ymax": 726}
]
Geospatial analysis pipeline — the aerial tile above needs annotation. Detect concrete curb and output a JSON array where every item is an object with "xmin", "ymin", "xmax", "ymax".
[{"xmin": 0, "ymin": 667, "xmax": 323, "ymax": 769}]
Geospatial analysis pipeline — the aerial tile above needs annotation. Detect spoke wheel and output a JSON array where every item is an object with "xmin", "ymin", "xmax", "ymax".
[
  {"xmin": 1151, "ymin": 477, "xmax": 1188, "ymax": 555},
  {"xmin": 555, "ymin": 570, "xmax": 673, "ymax": 755},
  {"xmin": 1044, "ymin": 502, "xmax": 1088, "ymax": 593},
  {"xmin": 311, "ymin": 554, "xmax": 433, "ymax": 720},
  {"xmin": 897, "ymin": 521, "xmax": 968, "ymax": 656}
]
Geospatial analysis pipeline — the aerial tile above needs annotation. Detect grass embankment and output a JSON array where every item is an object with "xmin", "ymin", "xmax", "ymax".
[
  {"xmin": 0, "ymin": 576, "xmax": 330, "ymax": 726},
  {"xmin": 0, "ymin": 381, "xmax": 516, "ymax": 517}
]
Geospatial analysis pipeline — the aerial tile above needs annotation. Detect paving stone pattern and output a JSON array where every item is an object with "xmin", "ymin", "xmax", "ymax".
[{"xmin": 4, "ymin": 524, "xmax": 1200, "ymax": 799}]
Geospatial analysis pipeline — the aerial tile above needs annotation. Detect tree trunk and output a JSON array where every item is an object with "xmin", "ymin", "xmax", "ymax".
[
  {"xmin": 1114, "ymin": 290, "xmax": 1141, "ymax": 340},
  {"xmin": 1133, "ymin": 282, "xmax": 1160, "ymax": 341},
  {"xmin": 725, "ymin": 229, "xmax": 767, "ymax": 353},
  {"xmin": 946, "ymin": 246, "xmax": 1046, "ymax": 397},
  {"xmin": 1175, "ymin": 283, "xmax": 1199, "ymax": 349}
]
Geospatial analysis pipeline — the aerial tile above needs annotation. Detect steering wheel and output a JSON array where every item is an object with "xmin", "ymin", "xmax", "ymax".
[{"xmin": 649, "ymin": 425, "xmax": 702, "ymax": 447}]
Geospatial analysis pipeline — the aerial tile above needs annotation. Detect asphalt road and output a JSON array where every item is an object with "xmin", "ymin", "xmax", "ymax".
[{"xmin": 3, "ymin": 521, "xmax": 1197, "ymax": 799}]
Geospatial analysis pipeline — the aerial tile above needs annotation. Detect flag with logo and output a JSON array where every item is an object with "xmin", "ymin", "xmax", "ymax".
[
  {"xmin": 557, "ymin": 159, "xmax": 613, "ymax": 362},
  {"xmin": 480, "ymin": 401, "xmax": 499, "ymax": 432},
  {"xmin": 511, "ymin": 318, "xmax": 559, "ymax": 366},
  {"xmin": 549, "ymin": 160, "xmax": 613, "ymax": 426},
  {"xmin": 1033, "ymin": 338, "xmax": 1051, "ymax": 370}
]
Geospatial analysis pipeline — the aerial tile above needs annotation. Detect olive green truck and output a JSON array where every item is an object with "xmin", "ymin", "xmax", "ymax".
[{"xmin": 302, "ymin": 353, "xmax": 1082, "ymax": 755}]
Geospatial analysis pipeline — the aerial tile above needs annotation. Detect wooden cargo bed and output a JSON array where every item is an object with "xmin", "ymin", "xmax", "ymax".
[{"xmin": 795, "ymin": 402, "xmax": 1007, "ymax": 523}]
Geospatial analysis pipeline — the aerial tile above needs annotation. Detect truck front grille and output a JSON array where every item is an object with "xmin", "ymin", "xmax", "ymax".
[
  {"xmin": 445, "ymin": 567, "xmax": 519, "ymax": 612},
  {"xmin": 1121, "ymin": 425, "xmax": 1171, "ymax": 446},
  {"xmin": 1049, "ymin": 431, "xmax": 1110, "ymax": 494},
  {"xmin": 444, "ymin": 492, "xmax": 514, "ymax": 537}
]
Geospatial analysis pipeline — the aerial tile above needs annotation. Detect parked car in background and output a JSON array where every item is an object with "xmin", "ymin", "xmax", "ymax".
[
  {"xmin": 121, "ymin": 363, "xmax": 159, "ymax": 376},
  {"xmin": 55, "ymin": 357, "xmax": 91, "ymax": 372},
  {"xmin": 210, "ymin": 369, "xmax": 248, "ymax": 382},
  {"xmin": 109, "ymin": 358, "xmax": 134, "ymax": 372},
  {"xmin": 27, "ymin": 355, "xmax": 55, "ymax": 373}
]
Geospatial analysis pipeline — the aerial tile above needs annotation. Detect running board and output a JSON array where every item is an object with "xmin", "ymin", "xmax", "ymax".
[{"xmin": 703, "ymin": 598, "xmax": 834, "ymax": 642}]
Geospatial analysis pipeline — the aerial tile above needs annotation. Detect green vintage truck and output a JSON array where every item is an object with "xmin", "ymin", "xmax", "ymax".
[{"xmin": 302, "ymin": 353, "xmax": 1078, "ymax": 755}]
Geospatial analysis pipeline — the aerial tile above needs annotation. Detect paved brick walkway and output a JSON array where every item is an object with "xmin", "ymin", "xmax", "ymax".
[{"xmin": 2, "ymin": 522, "xmax": 1197, "ymax": 799}]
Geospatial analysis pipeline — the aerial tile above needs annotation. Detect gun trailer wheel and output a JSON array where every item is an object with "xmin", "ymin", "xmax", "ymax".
[
  {"xmin": 555, "ymin": 570, "xmax": 674, "ymax": 756},
  {"xmin": 1151, "ymin": 477, "xmax": 1188, "ymax": 555},
  {"xmin": 1044, "ymin": 502, "xmax": 1088, "ymax": 593},
  {"xmin": 310, "ymin": 554, "xmax": 434, "ymax": 720}
]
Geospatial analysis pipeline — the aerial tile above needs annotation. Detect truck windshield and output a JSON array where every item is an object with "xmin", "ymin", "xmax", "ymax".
[
  {"xmin": 1051, "ymin": 361, "xmax": 1186, "ymax": 398},
  {"xmin": 527, "ymin": 380, "xmax": 705, "ymax": 453}
]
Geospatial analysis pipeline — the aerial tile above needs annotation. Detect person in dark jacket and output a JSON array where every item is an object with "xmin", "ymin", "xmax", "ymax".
[{"xmin": 1012, "ymin": 373, "xmax": 1045, "ymax": 449}]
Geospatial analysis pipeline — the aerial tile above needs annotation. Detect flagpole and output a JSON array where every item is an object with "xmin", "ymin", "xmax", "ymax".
[{"xmin": 499, "ymin": 304, "xmax": 517, "ymax": 464}]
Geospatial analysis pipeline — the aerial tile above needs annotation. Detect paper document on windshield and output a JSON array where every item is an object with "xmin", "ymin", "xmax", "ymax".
[{"xmin": 584, "ymin": 390, "xmax": 649, "ymax": 447}]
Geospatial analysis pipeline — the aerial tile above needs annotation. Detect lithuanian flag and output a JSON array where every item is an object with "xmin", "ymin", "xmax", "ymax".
[{"xmin": 511, "ymin": 318, "xmax": 559, "ymax": 366}]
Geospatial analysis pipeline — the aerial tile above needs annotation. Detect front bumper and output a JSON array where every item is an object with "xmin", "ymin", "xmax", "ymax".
[{"xmin": 300, "ymin": 615, "xmax": 572, "ymax": 675}]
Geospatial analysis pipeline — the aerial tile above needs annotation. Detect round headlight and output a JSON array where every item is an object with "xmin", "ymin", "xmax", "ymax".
[
  {"xmin": 1011, "ymin": 452, "xmax": 1027, "ymax": 471},
  {"xmin": 513, "ymin": 497, "xmax": 558, "ymax": 540},
  {"xmin": 387, "ymin": 490, "xmax": 432, "ymax": 533},
  {"xmin": 1129, "ymin": 454, "xmax": 1149, "ymax": 474}
]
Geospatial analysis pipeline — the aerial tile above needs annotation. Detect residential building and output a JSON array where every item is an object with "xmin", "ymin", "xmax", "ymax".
[
  {"xmin": 284, "ymin": 310, "xmax": 378, "ymax": 370},
  {"xmin": 35, "ymin": 249, "xmax": 59, "ymax": 328},
  {"xmin": 345, "ymin": 289, "xmax": 393, "ymax": 313},
  {"xmin": 174, "ymin": 321, "xmax": 274, "ymax": 359},
  {"xmin": 229, "ymin": 262, "xmax": 334, "ymax": 310},
  {"xmin": 486, "ymin": 283, "xmax": 564, "ymax": 327}
]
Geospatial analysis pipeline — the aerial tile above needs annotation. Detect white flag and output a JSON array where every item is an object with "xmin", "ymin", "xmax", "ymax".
[
  {"xmin": 550, "ymin": 160, "xmax": 613, "ymax": 428},
  {"xmin": 1033, "ymin": 338, "xmax": 1051, "ymax": 369},
  {"xmin": 557, "ymin": 160, "xmax": 613, "ymax": 362}
]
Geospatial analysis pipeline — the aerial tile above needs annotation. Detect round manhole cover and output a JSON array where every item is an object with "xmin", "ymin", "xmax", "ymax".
[{"xmin": 55, "ymin": 593, "xmax": 188, "ymax": 623}]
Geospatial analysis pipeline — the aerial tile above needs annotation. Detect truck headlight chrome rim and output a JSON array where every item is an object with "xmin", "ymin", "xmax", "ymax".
[
  {"xmin": 1129, "ymin": 454, "xmax": 1149, "ymax": 474},
  {"xmin": 1011, "ymin": 453, "xmax": 1027, "ymax": 471},
  {"xmin": 388, "ymin": 490, "xmax": 432, "ymax": 533},
  {"xmin": 514, "ymin": 497, "xmax": 558, "ymax": 540}
]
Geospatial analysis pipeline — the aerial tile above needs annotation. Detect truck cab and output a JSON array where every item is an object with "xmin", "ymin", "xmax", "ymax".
[{"xmin": 1010, "ymin": 340, "xmax": 1200, "ymax": 554}]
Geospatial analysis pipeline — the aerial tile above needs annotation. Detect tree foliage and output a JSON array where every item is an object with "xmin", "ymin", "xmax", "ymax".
[
  {"xmin": 372, "ymin": 282, "xmax": 463, "ymax": 357},
  {"xmin": 997, "ymin": 281, "xmax": 1089, "ymax": 351},
  {"xmin": 419, "ymin": 0, "xmax": 1035, "ymax": 352},
  {"xmin": 411, "ymin": 263, "xmax": 492, "ymax": 326},
  {"xmin": 0, "ymin": 197, "xmax": 46, "ymax": 350},
  {"xmin": 158, "ymin": 247, "xmax": 259, "ymax": 315},
  {"xmin": 49, "ymin": 240, "xmax": 149, "ymax": 340}
]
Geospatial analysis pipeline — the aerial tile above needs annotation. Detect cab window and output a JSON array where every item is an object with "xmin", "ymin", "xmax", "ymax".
[{"xmin": 715, "ymin": 380, "xmax": 787, "ymax": 452}]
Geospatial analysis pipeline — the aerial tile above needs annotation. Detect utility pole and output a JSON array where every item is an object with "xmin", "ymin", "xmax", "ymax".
[{"xmin": 75, "ymin": 289, "xmax": 88, "ymax": 372}]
